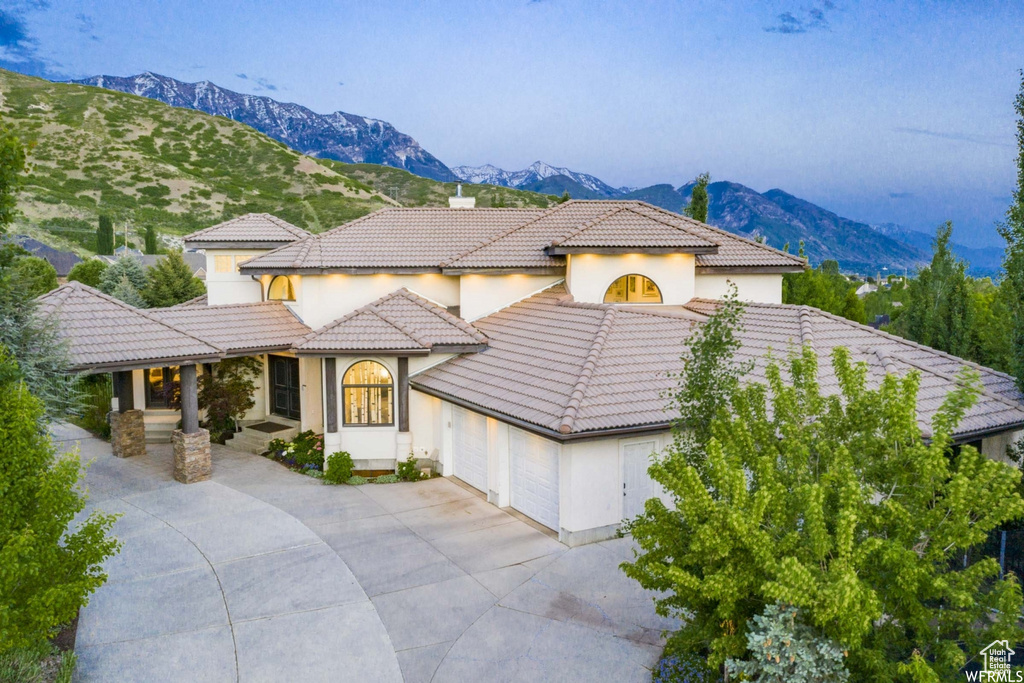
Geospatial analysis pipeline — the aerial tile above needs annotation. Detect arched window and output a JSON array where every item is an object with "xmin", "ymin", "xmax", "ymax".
[
  {"xmin": 267, "ymin": 275, "xmax": 295, "ymax": 301},
  {"xmin": 603, "ymin": 274, "xmax": 663, "ymax": 303},
  {"xmin": 343, "ymin": 361, "xmax": 393, "ymax": 426}
]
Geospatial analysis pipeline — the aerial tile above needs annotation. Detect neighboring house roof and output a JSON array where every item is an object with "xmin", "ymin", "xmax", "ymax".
[
  {"xmin": 9, "ymin": 236, "xmax": 82, "ymax": 276},
  {"xmin": 183, "ymin": 213, "xmax": 311, "ymax": 247},
  {"xmin": 412, "ymin": 285, "xmax": 1024, "ymax": 441},
  {"xmin": 96, "ymin": 252, "xmax": 207, "ymax": 278},
  {"xmin": 295, "ymin": 288, "xmax": 487, "ymax": 355},
  {"xmin": 35, "ymin": 282, "xmax": 221, "ymax": 372},
  {"xmin": 151, "ymin": 301, "xmax": 310, "ymax": 355},
  {"xmin": 238, "ymin": 201, "xmax": 806, "ymax": 274}
]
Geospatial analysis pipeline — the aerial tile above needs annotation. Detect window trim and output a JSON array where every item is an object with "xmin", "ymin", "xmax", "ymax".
[
  {"xmin": 267, "ymin": 275, "xmax": 296, "ymax": 302},
  {"xmin": 603, "ymin": 273, "xmax": 663, "ymax": 304},
  {"xmin": 341, "ymin": 360, "xmax": 395, "ymax": 427}
]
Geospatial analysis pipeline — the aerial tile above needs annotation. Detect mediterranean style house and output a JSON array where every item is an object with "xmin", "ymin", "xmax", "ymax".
[{"xmin": 40, "ymin": 200, "xmax": 1024, "ymax": 546}]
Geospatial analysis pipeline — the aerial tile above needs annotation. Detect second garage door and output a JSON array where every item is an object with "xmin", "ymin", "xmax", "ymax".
[
  {"xmin": 452, "ymin": 406, "xmax": 488, "ymax": 493},
  {"xmin": 510, "ymin": 427, "xmax": 560, "ymax": 531}
]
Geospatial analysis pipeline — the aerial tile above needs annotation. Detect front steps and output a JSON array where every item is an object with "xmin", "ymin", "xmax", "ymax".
[
  {"xmin": 144, "ymin": 410, "xmax": 180, "ymax": 444},
  {"xmin": 225, "ymin": 421, "xmax": 300, "ymax": 455}
]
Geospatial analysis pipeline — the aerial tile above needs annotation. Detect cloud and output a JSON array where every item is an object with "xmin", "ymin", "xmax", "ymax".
[
  {"xmin": 74, "ymin": 12, "xmax": 99, "ymax": 41},
  {"xmin": 893, "ymin": 126, "xmax": 1012, "ymax": 148},
  {"xmin": 889, "ymin": 192, "xmax": 914, "ymax": 199},
  {"xmin": 765, "ymin": 1, "xmax": 834, "ymax": 34},
  {"xmin": 0, "ymin": 2, "xmax": 68, "ymax": 78},
  {"xmin": 236, "ymin": 72, "xmax": 278, "ymax": 91}
]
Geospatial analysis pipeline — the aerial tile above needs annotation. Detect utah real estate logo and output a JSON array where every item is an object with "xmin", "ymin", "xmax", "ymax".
[{"xmin": 967, "ymin": 640, "xmax": 1022, "ymax": 681}]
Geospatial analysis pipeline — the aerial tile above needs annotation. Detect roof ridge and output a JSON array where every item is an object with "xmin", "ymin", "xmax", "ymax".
[
  {"xmin": 548, "ymin": 206, "xmax": 627, "ymax": 247},
  {"xmin": 367, "ymin": 303, "xmax": 431, "ymax": 348},
  {"xmin": 185, "ymin": 212, "xmax": 309, "ymax": 240},
  {"xmin": 440, "ymin": 202, "xmax": 568, "ymax": 267},
  {"xmin": 799, "ymin": 306, "xmax": 815, "ymax": 347},
  {"xmin": 240, "ymin": 209, "xmax": 393, "ymax": 270},
  {"xmin": 869, "ymin": 346, "xmax": 900, "ymax": 376},
  {"xmin": 398, "ymin": 289, "xmax": 488, "ymax": 344},
  {"xmin": 558, "ymin": 307, "xmax": 617, "ymax": 434}
]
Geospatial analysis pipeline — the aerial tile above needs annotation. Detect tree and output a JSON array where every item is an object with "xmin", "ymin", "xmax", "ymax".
[
  {"xmin": 0, "ymin": 349, "xmax": 119, "ymax": 652},
  {"xmin": 1001, "ymin": 70, "xmax": 1024, "ymax": 391},
  {"xmin": 623, "ymin": 332, "xmax": 1024, "ymax": 679},
  {"xmin": 143, "ymin": 250, "xmax": 206, "ymax": 308},
  {"xmin": 0, "ymin": 122, "xmax": 26, "ymax": 234},
  {"xmin": 895, "ymin": 221, "xmax": 975, "ymax": 358},
  {"xmin": 110, "ymin": 275, "xmax": 147, "ymax": 308},
  {"xmin": 684, "ymin": 172, "xmax": 710, "ymax": 223},
  {"xmin": 783, "ymin": 251, "xmax": 865, "ymax": 323},
  {"xmin": 144, "ymin": 225, "xmax": 158, "ymax": 255},
  {"xmin": 98, "ymin": 255, "xmax": 146, "ymax": 296},
  {"xmin": 11, "ymin": 257, "xmax": 57, "ymax": 299},
  {"xmin": 556, "ymin": 190, "xmax": 570, "ymax": 204},
  {"xmin": 96, "ymin": 215, "xmax": 114, "ymax": 256},
  {"xmin": 67, "ymin": 259, "xmax": 109, "ymax": 289},
  {"xmin": 198, "ymin": 357, "xmax": 262, "ymax": 442}
]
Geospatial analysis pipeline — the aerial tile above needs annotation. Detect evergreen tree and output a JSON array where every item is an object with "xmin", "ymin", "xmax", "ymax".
[
  {"xmin": 96, "ymin": 215, "xmax": 114, "ymax": 255},
  {"xmin": 144, "ymin": 225, "xmax": 158, "ymax": 255},
  {"xmin": 11, "ymin": 257, "xmax": 57, "ymax": 298},
  {"xmin": 683, "ymin": 172, "xmax": 710, "ymax": 223},
  {"xmin": 0, "ymin": 122, "xmax": 26, "ymax": 234},
  {"xmin": 66, "ymin": 259, "xmax": 109, "ymax": 288},
  {"xmin": 783, "ymin": 253, "xmax": 864, "ymax": 323},
  {"xmin": 1001, "ymin": 70, "xmax": 1024, "ymax": 391},
  {"xmin": 557, "ymin": 190, "xmax": 571, "ymax": 204},
  {"xmin": 0, "ymin": 349, "xmax": 119, "ymax": 652},
  {"xmin": 623, "ymin": 312, "xmax": 1024, "ymax": 678},
  {"xmin": 143, "ymin": 251, "xmax": 206, "ymax": 308},
  {"xmin": 98, "ymin": 255, "xmax": 146, "ymax": 296},
  {"xmin": 110, "ymin": 275, "xmax": 147, "ymax": 308}
]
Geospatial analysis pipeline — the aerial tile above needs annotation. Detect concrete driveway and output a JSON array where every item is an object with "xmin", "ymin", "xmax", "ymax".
[{"xmin": 56, "ymin": 424, "xmax": 677, "ymax": 682}]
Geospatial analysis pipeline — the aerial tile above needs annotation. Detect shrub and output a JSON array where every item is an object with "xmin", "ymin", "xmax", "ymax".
[
  {"xmin": 346, "ymin": 475, "xmax": 368, "ymax": 486},
  {"xmin": 397, "ymin": 454, "xmax": 425, "ymax": 481},
  {"xmin": 67, "ymin": 259, "xmax": 108, "ymax": 288},
  {"xmin": 323, "ymin": 451, "xmax": 354, "ymax": 485},
  {"xmin": 372, "ymin": 474, "xmax": 399, "ymax": 484},
  {"xmin": 72, "ymin": 374, "xmax": 112, "ymax": 439},
  {"xmin": 725, "ymin": 603, "xmax": 849, "ymax": 683},
  {"xmin": 265, "ymin": 438, "xmax": 288, "ymax": 456},
  {"xmin": 198, "ymin": 356, "xmax": 261, "ymax": 443},
  {"xmin": 652, "ymin": 652, "xmax": 720, "ymax": 683},
  {"xmin": 289, "ymin": 430, "xmax": 324, "ymax": 469}
]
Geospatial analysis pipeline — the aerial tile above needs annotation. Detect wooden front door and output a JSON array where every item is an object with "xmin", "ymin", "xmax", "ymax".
[{"xmin": 270, "ymin": 355, "xmax": 301, "ymax": 421}]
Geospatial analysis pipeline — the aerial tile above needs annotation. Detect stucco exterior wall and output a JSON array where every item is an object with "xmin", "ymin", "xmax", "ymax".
[
  {"xmin": 205, "ymin": 249, "xmax": 267, "ymax": 305},
  {"xmin": 291, "ymin": 274, "xmax": 460, "ymax": 329},
  {"xmin": 693, "ymin": 273, "xmax": 784, "ymax": 304},
  {"xmin": 459, "ymin": 274, "xmax": 564, "ymax": 321},
  {"xmin": 982, "ymin": 429, "xmax": 1023, "ymax": 465},
  {"xmin": 566, "ymin": 253, "xmax": 696, "ymax": 305}
]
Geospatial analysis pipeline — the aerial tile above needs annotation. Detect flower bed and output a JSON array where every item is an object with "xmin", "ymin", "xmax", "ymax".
[{"xmin": 262, "ymin": 436, "xmax": 434, "ymax": 485}]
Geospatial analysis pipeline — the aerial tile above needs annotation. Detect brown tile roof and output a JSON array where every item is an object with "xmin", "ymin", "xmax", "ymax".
[
  {"xmin": 184, "ymin": 213, "xmax": 311, "ymax": 245},
  {"xmin": 295, "ymin": 288, "xmax": 487, "ymax": 354},
  {"xmin": 36, "ymin": 282, "xmax": 221, "ymax": 372},
  {"xmin": 238, "ymin": 201, "xmax": 805, "ymax": 273},
  {"xmin": 171, "ymin": 293, "xmax": 208, "ymax": 308},
  {"xmin": 151, "ymin": 301, "xmax": 310, "ymax": 355},
  {"xmin": 412, "ymin": 285, "xmax": 1024, "ymax": 440}
]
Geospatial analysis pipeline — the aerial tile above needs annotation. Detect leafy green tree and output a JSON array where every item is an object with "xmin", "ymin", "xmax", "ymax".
[
  {"xmin": 623, "ymin": 301, "xmax": 1024, "ymax": 679},
  {"xmin": 896, "ymin": 221, "xmax": 975, "ymax": 358},
  {"xmin": 198, "ymin": 356, "xmax": 262, "ymax": 442},
  {"xmin": 783, "ymin": 249, "xmax": 865, "ymax": 323},
  {"xmin": 557, "ymin": 190, "xmax": 570, "ymax": 204},
  {"xmin": 1001, "ymin": 70, "xmax": 1024, "ymax": 391},
  {"xmin": 96, "ymin": 215, "xmax": 114, "ymax": 256},
  {"xmin": 144, "ymin": 225, "xmax": 158, "ymax": 254},
  {"xmin": 143, "ymin": 251, "xmax": 206, "ymax": 308},
  {"xmin": 0, "ymin": 122, "xmax": 26, "ymax": 234},
  {"xmin": 11, "ymin": 257, "xmax": 57, "ymax": 298},
  {"xmin": 66, "ymin": 259, "xmax": 109, "ymax": 288},
  {"xmin": 0, "ymin": 349, "xmax": 119, "ymax": 652},
  {"xmin": 110, "ymin": 275, "xmax": 147, "ymax": 308},
  {"xmin": 684, "ymin": 172, "xmax": 710, "ymax": 223},
  {"xmin": 98, "ymin": 255, "xmax": 146, "ymax": 296}
]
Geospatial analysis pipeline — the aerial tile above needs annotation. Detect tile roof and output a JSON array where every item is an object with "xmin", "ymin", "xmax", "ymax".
[
  {"xmin": 36, "ymin": 282, "xmax": 221, "ymax": 371},
  {"xmin": 171, "ymin": 293, "xmax": 208, "ymax": 308},
  {"xmin": 239, "ymin": 201, "xmax": 806, "ymax": 273},
  {"xmin": 151, "ymin": 301, "xmax": 310, "ymax": 355},
  {"xmin": 295, "ymin": 288, "xmax": 487, "ymax": 354},
  {"xmin": 412, "ymin": 285, "xmax": 1024, "ymax": 440},
  {"xmin": 183, "ymin": 213, "xmax": 311, "ymax": 245}
]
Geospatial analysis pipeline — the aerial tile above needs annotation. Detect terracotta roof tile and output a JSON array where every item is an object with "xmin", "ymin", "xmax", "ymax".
[
  {"xmin": 151, "ymin": 301, "xmax": 310, "ymax": 354},
  {"xmin": 550, "ymin": 206, "xmax": 718, "ymax": 250},
  {"xmin": 184, "ymin": 213, "xmax": 310, "ymax": 244}
]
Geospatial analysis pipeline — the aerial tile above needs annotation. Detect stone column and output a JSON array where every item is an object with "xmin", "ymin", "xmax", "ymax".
[
  {"xmin": 109, "ymin": 409, "xmax": 146, "ymax": 458},
  {"xmin": 173, "ymin": 364, "xmax": 211, "ymax": 484}
]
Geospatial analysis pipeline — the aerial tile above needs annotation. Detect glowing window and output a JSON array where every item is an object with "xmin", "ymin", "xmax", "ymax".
[
  {"xmin": 267, "ymin": 275, "xmax": 295, "ymax": 301},
  {"xmin": 214, "ymin": 255, "xmax": 233, "ymax": 273},
  {"xmin": 603, "ymin": 274, "xmax": 663, "ymax": 303},
  {"xmin": 343, "ymin": 361, "xmax": 393, "ymax": 426}
]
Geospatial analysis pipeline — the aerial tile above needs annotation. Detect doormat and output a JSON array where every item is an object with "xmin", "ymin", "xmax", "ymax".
[{"xmin": 247, "ymin": 422, "xmax": 294, "ymax": 433}]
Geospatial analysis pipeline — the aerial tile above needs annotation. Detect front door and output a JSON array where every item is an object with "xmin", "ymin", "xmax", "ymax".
[{"xmin": 270, "ymin": 355, "xmax": 301, "ymax": 421}]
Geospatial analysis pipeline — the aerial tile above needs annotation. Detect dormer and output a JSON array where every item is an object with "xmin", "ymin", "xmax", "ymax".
[
  {"xmin": 550, "ymin": 206, "xmax": 718, "ymax": 305},
  {"xmin": 183, "ymin": 213, "xmax": 311, "ymax": 305}
]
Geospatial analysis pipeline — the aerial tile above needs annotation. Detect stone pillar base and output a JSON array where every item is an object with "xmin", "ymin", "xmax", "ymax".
[
  {"xmin": 109, "ymin": 409, "xmax": 146, "ymax": 458},
  {"xmin": 173, "ymin": 428, "xmax": 211, "ymax": 484}
]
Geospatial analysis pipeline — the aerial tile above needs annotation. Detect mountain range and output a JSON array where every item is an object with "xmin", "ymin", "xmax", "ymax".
[
  {"xmin": 451, "ymin": 161, "xmax": 626, "ymax": 198},
  {"xmin": 71, "ymin": 72, "xmax": 456, "ymax": 182}
]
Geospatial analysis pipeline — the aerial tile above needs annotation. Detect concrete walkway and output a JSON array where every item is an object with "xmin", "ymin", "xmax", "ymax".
[{"xmin": 57, "ymin": 424, "xmax": 676, "ymax": 682}]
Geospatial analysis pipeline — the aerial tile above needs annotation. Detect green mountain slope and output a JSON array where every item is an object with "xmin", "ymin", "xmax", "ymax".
[{"xmin": 0, "ymin": 69, "xmax": 552, "ymax": 254}]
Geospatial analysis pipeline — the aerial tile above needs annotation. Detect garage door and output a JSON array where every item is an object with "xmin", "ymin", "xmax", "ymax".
[
  {"xmin": 452, "ymin": 406, "xmax": 488, "ymax": 493},
  {"xmin": 510, "ymin": 428, "xmax": 560, "ymax": 530},
  {"xmin": 622, "ymin": 440, "xmax": 658, "ymax": 521}
]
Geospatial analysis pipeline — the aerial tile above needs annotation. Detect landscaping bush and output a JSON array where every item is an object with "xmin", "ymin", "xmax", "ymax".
[
  {"xmin": 346, "ymin": 475, "xmax": 368, "ymax": 486},
  {"xmin": 72, "ymin": 374, "xmax": 112, "ymax": 439},
  {"xmin": 323, "ymin": 451, "xmax": 354, "ymax": 485},
  {"xmin": 372, "ymin": 474, "xmax": 399, "ymax": 484},
  {"xmin": 0, "ymin": 641, "xmax": 75, "ymax": 683},
  {"xmin": 198, "ymin": 356, "xmax": 261, "ymax": 443},
  {"xmin": 397, "ymin": 454, "xmax": 425, "ymax": 481},
  {"xmin": 289, "ymin": 430, "xmax": 324, "ymax": 469},
  {"xmin": 652, "ymin": 652, "xmax": 720, "ymax": 683}
]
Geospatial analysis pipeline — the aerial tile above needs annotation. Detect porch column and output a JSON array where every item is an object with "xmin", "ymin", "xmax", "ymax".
[
  {"xmin": 324, "ymin": 358, "xmax": 338, "ymax": 433},
  {"xmin": 395, "ymin": 356, "xmax": 412, "ymax": 466},
  {"xmin": 109, "ymin": 370, "xmax": 145, "ymax": 458},
  {"xmin": 173, "ymin": 363, "xmax": 211, "ymax": 484}
]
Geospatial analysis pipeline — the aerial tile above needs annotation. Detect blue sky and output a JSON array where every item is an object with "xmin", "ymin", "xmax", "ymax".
[{"xmin": 1, "ymin": 1, "xmax": 1022, "ymax": 246}]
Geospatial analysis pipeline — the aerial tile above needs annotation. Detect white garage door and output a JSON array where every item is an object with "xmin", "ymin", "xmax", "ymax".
[
  {"xmin": 622, "ymin": 440, "xmax": 658, "ymax": 521},
  {"xmin": 510, "ymin": 428, "xmax": 560, "ymax": 531},
  {"xmin": 453, "ymin": 406, "xmax": 488, "ymax": 493}
]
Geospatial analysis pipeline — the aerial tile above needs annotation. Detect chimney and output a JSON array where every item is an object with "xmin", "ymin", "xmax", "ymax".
[{"xmin": 448, "ymin": 182, "xmax": 476, "ymax": 208}]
